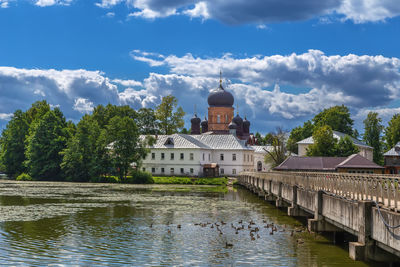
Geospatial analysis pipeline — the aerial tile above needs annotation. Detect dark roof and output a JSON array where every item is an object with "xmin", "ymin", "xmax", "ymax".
[
  {"xmin": 274, "ymin": 156, "xmax": 346, "ymax": 171},
  {"xmin": 274, "ymin": 154, "xmax": 383, "ymax": 171},
  {"xmin": 207, "ymin": 85, "xmax": 234, "ymax": 107},
  {"xmin": 336, "ymin": 154, "xmax": 384, "ymax": 169}
]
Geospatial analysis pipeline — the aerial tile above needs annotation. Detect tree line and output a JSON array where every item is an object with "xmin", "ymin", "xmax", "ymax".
[{"xmin": 0, "ymin": 96, "xmax": 185, "ymax": 182}]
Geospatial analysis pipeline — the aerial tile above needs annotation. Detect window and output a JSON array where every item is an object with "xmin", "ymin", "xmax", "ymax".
[
  {"xmin": 220, "ymin": 154, "xmax": 224, "ymax": 161},
  {"xmin": 232, "ymin": 153, "xmax": 236, "ymax": 161},
  {"xmin": 161, "ymin": 168, "xmax": 165, "ymax": 173},
  {"xmin": 208, "ymin": 154, "xmax": 211, "ymax": 161},
  {"xmin": 247, "ymin": 154, "xmax": 250, "ymax": 161},
  {"xmin": 221, "ymin": 168, "xmax": 224, "ymax": 175},
  {"xmin": 190, "ymin": 153, "xmax": 194, "ymax": 160},
  {"xmin": 170, "ymin": 168, "xmax": 174, "ymax": 174},
  {"xmin": 225, "ymin": 114, "xmax": 228, "ymax": 122},
  {"xmin": 180, "ymin": 168, "xmax": 184, "ymax": 174},
  {"xmin": 171, "ymin": 153, "xmax": 174, "ymax": 160},
  {"xmin": 190, "ymin": 168, "xmax": 194, "ymax": 174},
  {"xmin": 152, "ymin": 168, "xmax": 155, "ymax": 173},
  {"xmin": 142, "ymin": 167, "xmax": 146, "ymax": 172},
  {"xmin": 180, "ymin": 153, "xmax": 184, "ymax": 160},
  {"xmin": 251, "ymin": 155, "xmax": 253, "ymax": 162},
  {"xmin": 203, "ymin": 153, "xmax": 205, "ymax": 161},
  {"xmin": 161, "ymin": 153, "xmax": 165, "ymax": 160},
  {"xmin": 232, "ymin": 169, "xmax": 236, "ymax": 175},
  {"xmin": 217, "ymin": 115, "xmax": 221, "ymax": 123},
  {"xmin": 152, "ymin": 153, "xmax": 155, "ymax": 160}
]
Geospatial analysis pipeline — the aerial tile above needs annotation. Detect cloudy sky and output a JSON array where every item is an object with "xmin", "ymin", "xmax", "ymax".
[{"xmin": 1, "ymin": 0, "xmax": 400, "ymax": 133}]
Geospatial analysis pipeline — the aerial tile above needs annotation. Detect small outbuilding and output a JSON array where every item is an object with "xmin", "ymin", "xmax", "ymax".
[{"xmin": 383, "ymin": 142, "xmax": 400, "ymax": 174}]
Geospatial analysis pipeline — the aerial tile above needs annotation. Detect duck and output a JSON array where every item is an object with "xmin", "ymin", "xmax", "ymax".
[
  {"xmin": 270, "ymin": 231, "xmax": 274, "ymax": 235},
  {"xmin": 225, "ymin": 242, "xmax": 233, "ymax": 248},
  {"xmin": 290, "ymin": 230, "xmax": 294, "ymax": 237},
  {"xmin": 177, "ymin": 224, "xmax": 181, "ymax": 229}
]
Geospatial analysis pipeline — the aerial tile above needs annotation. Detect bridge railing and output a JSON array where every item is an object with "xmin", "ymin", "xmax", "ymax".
[{"xmin": 240, "ymin": 171, "xmax": 400, "ymax": 211}]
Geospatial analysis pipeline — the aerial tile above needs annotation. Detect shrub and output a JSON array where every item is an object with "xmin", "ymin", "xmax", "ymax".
[
  {"xmin": 90, "ymin": 176, "xmax": 119, "ymax": 183},
  {"xmin": 16, "ymin": 173, "xmax": 33, "ymax": 181},
  {"xmin": 127, "ymin": 171, "xmax": 154, "ymax": 184}
]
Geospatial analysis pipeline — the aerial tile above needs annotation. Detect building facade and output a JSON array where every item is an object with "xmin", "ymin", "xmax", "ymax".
[
  {"xmin": 297, "ymin": 130, "xmax": 374, "ymax": 161},
  {"xmin": 383, "ymin": 142, "xmax": 400, "ymax": 174},
  {"xmin": 141, "ymin": 134, "xmax": 255, "ymax": 177}
]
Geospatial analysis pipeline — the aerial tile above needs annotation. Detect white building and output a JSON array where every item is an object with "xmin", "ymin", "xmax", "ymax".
[
  {"xmin": 297, "ymin": 130, "xmax": 373, "ymax": 161},
  {"xmin": 141, "ymin": 134, "xmax": 255, "ymax": 177}
]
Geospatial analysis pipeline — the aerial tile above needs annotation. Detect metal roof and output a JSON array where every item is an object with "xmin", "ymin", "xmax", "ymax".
[
  {"xmin": 297, "ymin": 130, "xmax": 372, "ymax": 149},
  {"xmin": 141, "ymin": 134, "xmax": 252, "ymax": 150},
  {"xmin": 274, "ymin": 154, "xmax": 383, "ymax": 171},
  {"xmin": 383, "ymin": 142, "xmax": 400, "ymax": 156}
]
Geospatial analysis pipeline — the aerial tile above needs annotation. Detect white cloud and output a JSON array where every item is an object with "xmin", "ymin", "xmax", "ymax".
[
  {"xmin": 105, "ymin": 12, "xmax": 115, "ymax": 17},
  {"xmin": 1, "ymin": 49, "xmax": 400, "ymax": 132},
  {"xmin": 112, "ymin": 78, "xmax": 142, "ymax": 87},
  {"xmin": 0, "ymin": 0, "xmax": 9, "ymax": 8},
  {"xmin": 35, "ymin": 0, "xmax": 72, "ymax": 7},
  {"xmin": 73, "ymin": 98, "xmax": 94, "ymax": 114},
  {"xmin": 0, "ymin": 113, "xmax": 13, "ymax": 121},
  {"xmin": 95, "ymin": 0, "xmax": 400, "ymax": 24}
]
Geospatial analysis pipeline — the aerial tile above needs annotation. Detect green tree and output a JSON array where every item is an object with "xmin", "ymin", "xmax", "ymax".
[
  {"xmin": 384, "ymin": 113, "xmax": 400, "ymax": 149},
  {"xmin": 155, "ymin": 95, "xmax": 185, "ymax": 135},
  {"xmin": 137, "ymin": 108, "xmax": 159, "ymax": 134},
  {"xmin": 254, "ymin": 132, "xmax": 265, "ymax": 145},
  {"xmin": 264, "ymin": 127, "xmax": 288, "ymax": 167},
  {"xmin": 306, "ymin": 125, "xmax": 336, "ymax": 156},
  {"xmin": 313, "ymin": 105, "xmax": 354, "ymax": 136},
  {"xmin": 0, "ymin": 110, "xmax": 29, "ymax": 177},
  {"xmin": 106, "ymin": 116, "xmax": 148, "ymax": 180},
  {"xmin": 92, "ymin": 104, "xmax": 137, "ymax": 129},
  {"xmin": 287, "ymin": 120, "xmax": 314, "ymax": 154},
  {"xmin": 25, "ymin": 108, "xmax": 69, "ymax": 180},
  {"xmin": 335, "ymin": 136, "xmax": 359, "ymax": 157},
  {"xmin": 363, "ymin": 112, "xmax": 383, "ymax": 165},
  {"xmin": 61, "ymin": 115, "xmax": 101, "ymax": 182}
]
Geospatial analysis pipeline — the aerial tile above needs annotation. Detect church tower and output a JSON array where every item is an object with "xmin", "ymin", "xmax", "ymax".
[{"xmin": 207, "ymin": 72, "xmax": 234, "ymax": 132}]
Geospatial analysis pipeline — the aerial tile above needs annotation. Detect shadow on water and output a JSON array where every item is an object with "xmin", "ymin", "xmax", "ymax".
[{"xmin": 0, "ymin": 180, "xmax": 388, "ymax": 266}]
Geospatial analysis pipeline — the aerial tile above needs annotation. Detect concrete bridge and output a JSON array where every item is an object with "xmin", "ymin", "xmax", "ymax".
[{"xmin": 238, "ymin": 171, "xmax": 400, "ymax": 263}]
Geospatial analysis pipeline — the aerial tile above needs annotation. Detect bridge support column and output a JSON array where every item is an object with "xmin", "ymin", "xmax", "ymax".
[
  {"xmin": 308, "ymin": 190, "xmax": 338, "ymax": 232},
  {"xmin": 288, "ymin": 185, "xmax": 310, "ymax": 217},
  {"xmin": 276, "ymin": 182, "xmax": 289, "ymax": 208},
  {"xmin": 349, "ymin": 200, "xmax": 373, "ymax": 261}
]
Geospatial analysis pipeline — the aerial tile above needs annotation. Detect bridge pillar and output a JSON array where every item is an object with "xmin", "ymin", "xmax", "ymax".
[
  {"xmin": 276, "ymin": 182, "xmax": 289, "ymax": 208},
  {"xmin": 288, "ymin": 185, "xmax": 310, "ymax": 217},
  {"xmin": 349, "ymin": 200, "xmax": 374, "ymax": 261},
  {"xmin": 308, "ymin": 190, "xmax": 338, "ymax": 232}
]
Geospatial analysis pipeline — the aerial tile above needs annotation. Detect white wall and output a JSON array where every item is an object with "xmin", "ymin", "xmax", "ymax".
[
  {"xmin": 253, "ymin": 152, "xmax": 272, "ymax": 172},
  {"xmin": 210, "ymin": 150, "xmax": 254, "ymax": 176},
  {"xmin": 142, "ymin": 148, "xmax": 212, "ymax": 176}
]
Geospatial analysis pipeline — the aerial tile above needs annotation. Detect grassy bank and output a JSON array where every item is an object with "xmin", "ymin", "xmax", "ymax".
[{"xmin": 153, "ymin": 176, "xmax": 228, "ymax": 185}]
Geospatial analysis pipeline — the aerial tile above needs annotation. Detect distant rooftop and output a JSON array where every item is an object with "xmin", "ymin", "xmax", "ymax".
[
  {"xmin": 297, "ymin": 130, "xmax": 372, "ymax": 149},
  {"xmin": 383, "ymin": 142, "xmax": 400, "ymax": 156}
]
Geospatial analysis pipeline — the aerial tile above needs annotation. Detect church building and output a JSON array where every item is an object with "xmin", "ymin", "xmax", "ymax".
[
  {"xmin": 141, "ymin": 75, "xmax": 266, "ymax": 177},
  {"xmin": 190, "ymin": 74, "xmax": 254, "ymax": 144}
]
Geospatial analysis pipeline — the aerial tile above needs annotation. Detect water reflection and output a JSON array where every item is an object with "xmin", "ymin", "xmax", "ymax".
[{"xmin": 0, "ymin": 181, "xmax": 376, "ymax": 266}]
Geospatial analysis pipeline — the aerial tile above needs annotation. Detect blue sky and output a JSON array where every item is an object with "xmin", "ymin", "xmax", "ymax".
[{"xmin": 0, "ymin": 0, "xmax": 400, "ymax": 134}]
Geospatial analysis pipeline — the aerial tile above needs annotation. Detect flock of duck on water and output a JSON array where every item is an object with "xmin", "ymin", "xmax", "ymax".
[{"xmin": 150, "ymin": 219, "xmax": 307, "ymax": 247}]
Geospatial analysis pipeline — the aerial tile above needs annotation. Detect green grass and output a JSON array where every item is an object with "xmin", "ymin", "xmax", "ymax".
[{"xmin": 153, "ymin": 176, "xmax": 228, "ymax": 185}]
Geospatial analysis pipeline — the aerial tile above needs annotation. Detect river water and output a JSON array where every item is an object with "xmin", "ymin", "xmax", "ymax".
[{"xmin": 0, "ymin": 180, "xmax": 378, "ymax": 266}]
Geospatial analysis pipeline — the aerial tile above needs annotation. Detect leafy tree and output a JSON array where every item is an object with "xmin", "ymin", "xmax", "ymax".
[
  {"xmin": 287, "ymin": 120, "xmax": 314, "ymax": 154},
  {"xmin": 26, "ymin": 100, "xmax": 51, "ymax": 125},
  {"xmin": 25, "ymin": 108, "xmax": 69, "ymax": 180},
  {"xmin": 313, "ymin": 105, "xmax": 354, "ymax": 136},
  {"xmin": 137, "ymin": 108, "xmax": 159, "ymax": 134},
  {"xmin": 61, "ymin": 115, "xmax": 101, "ymax": 182},
  {"xmin": 0, "ymin": 110, "xmax": 29, "ymax": 177},
  {"xmin": 254, "ymin": 132, "xmax": 265, "ymax": 145},
  {"xmin": 335, "ymin": 136, "xmax": 359, "ymax": 157},
  {"xmin": 363, "ymin": 112, "xmax": 383, "ymax": 164},
  {"xmin": 180, "ymin": 128, "xmax": 189, "ymax": 134},
  {"xmin": 264, "ymin": 127, "xmax": 288, "ymax": 167},
  {"xmin": 92, "ymin": 104, "xmax": 137, "ymax": 129},
  {"xmin": 306, "ymin": 125, "xmax": 336, "ymax": 156},
  {"xmin": 155, "ymin": 95, "xmax": 185, "ymax": 135},
  {"xmin": 106, "ymin": 116, "xmax": 148, "ymax": 180},
  {"xmin": 264, "ymin": 133, "xmax": 274, "ymax": 145},
  {"xmin": 384, "ymin": 114, "xmax": 400, "ymax": 150}
]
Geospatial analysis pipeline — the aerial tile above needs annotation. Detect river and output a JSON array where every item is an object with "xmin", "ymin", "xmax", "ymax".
[{"xmin": 0, "ymin": 180, "xmax": 379, "ymax": 266}]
